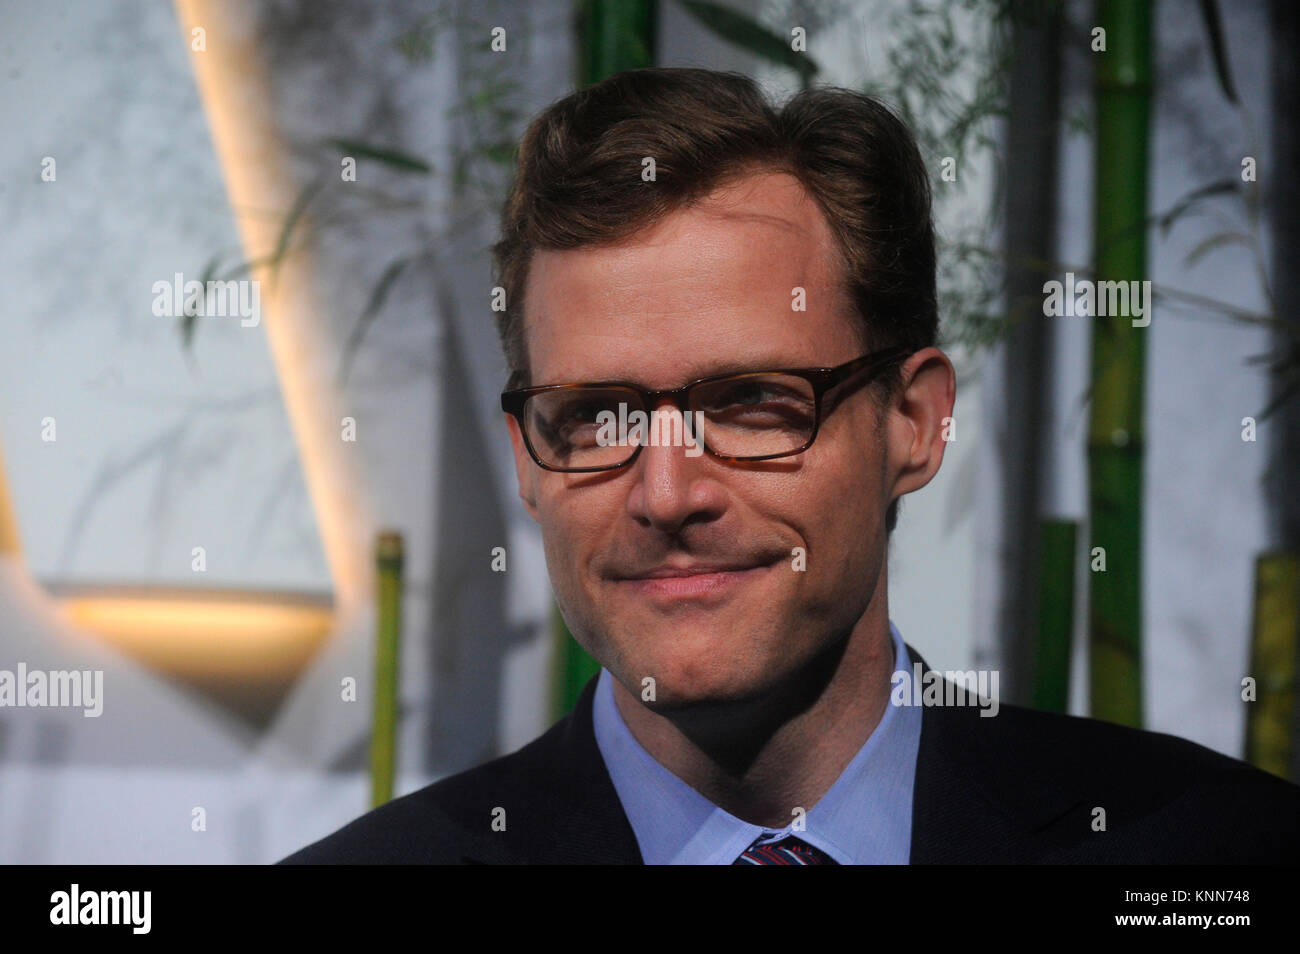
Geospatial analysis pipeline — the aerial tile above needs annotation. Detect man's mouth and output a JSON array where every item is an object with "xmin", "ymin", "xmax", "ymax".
[{"xmin": 610, "ymin": 560, "xmax": 777, "ymax": 602}]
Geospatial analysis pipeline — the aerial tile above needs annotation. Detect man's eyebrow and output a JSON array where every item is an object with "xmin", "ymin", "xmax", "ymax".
[
  {"xmin": 575, "ymin": 356, "xmax": 819, "ymax": 388},
  {"xmin": 685, "ymin": 356, "xmax": 812, "ymax": 377}
]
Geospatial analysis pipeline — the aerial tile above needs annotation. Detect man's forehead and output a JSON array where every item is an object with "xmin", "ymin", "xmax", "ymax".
[
  {"xmin": 521, "ymin": 171, "xmax": 851, "ymax": 380},
  {"xmin": 531, "ymin": 170, "xmax": 834, "ymax": 278},
  {"xmin": 695, "ymin": 169, "xmax": 827, "ymax": 232}
]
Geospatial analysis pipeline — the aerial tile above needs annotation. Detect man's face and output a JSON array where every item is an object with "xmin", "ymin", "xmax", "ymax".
[{"xmin": 508, "ymin": 171, "xmax": 901, "ymax": 709}]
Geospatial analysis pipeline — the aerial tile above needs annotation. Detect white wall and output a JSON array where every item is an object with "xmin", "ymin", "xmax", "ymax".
[{"xmin": 0, "ymin": 0, "xmax": 569, "ymax": 863}]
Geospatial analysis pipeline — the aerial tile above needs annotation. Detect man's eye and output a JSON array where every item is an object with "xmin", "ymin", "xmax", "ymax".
[
  {"xmin": 557, "ymin": 399, "xmax": 609, "ymax": 425},
  {"xmin": 722, "ymin": 383, "xmax": 770, "ymax": 406},
  {"xmin": 705, "ymin": 382, "xmax": 803, "ymax": 411},
  {"xmin": 696, "ymin": 378, "xmax": 815, "ymax": 433},
  {"xmin": 538, "ymin": 398, "xmax": 615, "ymax": 448}
]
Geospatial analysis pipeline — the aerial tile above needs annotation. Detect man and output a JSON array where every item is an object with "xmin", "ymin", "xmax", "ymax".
[{"xmin": 284, "ymin": 68, "xmax": 1300, "ymax": 864}]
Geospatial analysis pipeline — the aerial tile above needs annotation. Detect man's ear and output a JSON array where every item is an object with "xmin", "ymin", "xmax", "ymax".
[
  {"xmin": 883, "ymin": 346, "xmax": 957, "ymax": 506},
  {"xmin": 505, "ymin": 414, "xmax": 540, "ymax": 521}
]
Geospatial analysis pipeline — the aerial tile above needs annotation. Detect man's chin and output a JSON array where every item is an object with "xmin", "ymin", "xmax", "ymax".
[{"xmin": 606, "ymin": 639, "xmax": 782, "ymax": 711}]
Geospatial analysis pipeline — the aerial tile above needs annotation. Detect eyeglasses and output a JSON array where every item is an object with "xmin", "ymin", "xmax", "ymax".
[{"xmin": 501, "ymin": 347, "xmax": 908, "ymax": 473}]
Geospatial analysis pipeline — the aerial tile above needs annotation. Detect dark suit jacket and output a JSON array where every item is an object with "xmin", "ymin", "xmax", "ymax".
[{"xmin": 281, "ymin": 645, "xmax": 1300, "ymax": 864}]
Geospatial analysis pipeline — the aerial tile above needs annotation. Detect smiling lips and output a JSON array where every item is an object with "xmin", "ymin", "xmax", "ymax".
[{"xmin": 613, "ymin": 561, "xmax": 774, "ymax": 601}]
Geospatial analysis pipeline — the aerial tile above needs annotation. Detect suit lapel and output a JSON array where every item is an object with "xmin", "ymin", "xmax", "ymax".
[
  {"xmin": 534, "ymin": 676, "xmax": 645, "ymax": 864},
  {"xmin": 906, "ymin": 644, "xmax": 1092, "ymax": 863},
  {"xmin": 463, "ymin": 676, "xmax": 643, "ymax": 864}
]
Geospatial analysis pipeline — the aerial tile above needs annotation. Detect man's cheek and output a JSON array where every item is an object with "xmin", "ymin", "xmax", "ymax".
[{"xmin": 540, "ymin": 507, "xmax": 599, "ymax": 595}]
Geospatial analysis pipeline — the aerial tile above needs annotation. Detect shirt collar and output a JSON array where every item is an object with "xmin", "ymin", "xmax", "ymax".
[{"xmin": 593, "ymin": 620, "xmax": 922, "ymax": 864}]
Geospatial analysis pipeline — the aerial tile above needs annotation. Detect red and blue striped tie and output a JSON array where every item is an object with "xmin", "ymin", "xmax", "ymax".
[{"xmin": 734, "ymin": 836, "xmax": 837, "ymax": 864}]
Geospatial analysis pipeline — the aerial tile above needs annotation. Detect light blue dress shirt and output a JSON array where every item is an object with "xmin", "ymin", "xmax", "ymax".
[{"xmin": 592, "ymin": 620, "xmax": 922, "ymax": 864}]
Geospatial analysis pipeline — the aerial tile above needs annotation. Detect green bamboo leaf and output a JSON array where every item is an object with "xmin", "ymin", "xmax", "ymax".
[
  {"xmin": 395, "ymin": 19, "xmax": 437, "ymax": 64},
  {"xmin": 1184, "ymin": 230, "xmax": 1251, "ymax": 267},
  {"xmin": 452, "ymin": 152, "xmax": 470, "ymax": 190},
  {"xmin": 1151, "ymin": 179, "xmax": 1238, "ymax": 236},
  {"xmin": 181, "ymin": 251, "xmax": 225, "ymax": 350},
  {"xmin": 1197, "ymin": 0, "xmax": 1238, "ymax": 105},
  {"xmin": 269, "ymin": 180, "xmax": 324, "ymax": 287},
  {"xmin": 337, "ymin": 257, "xmax": 413, "ymax": 386},
  {"xmin": 218, "ymin": 254, "xmax": 277, "ymax": 282},
  {"xmin": 482, "ymin": 141, "xmax": 518, "ymax": 166},
  {"xmin": 325, "ymin": 139, "xmax": 433, "ymax": 174},
  {"xmin": 1255, "ymin": 373, "xmax": 1300, "ymax": 423},
  {"xmin": 677, "ymin": 0, "xmax": 818, "ymax": 80}
]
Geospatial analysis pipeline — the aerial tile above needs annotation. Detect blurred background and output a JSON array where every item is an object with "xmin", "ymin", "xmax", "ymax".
[{"xmin": 1, "ymin": 0, "xmax": 1296, "ymax": 863}]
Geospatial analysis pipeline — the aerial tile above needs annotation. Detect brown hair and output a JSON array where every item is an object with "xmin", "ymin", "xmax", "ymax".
[{"xmin": 492, "ymin": 67, "xmax": 938, "ymax": 533}]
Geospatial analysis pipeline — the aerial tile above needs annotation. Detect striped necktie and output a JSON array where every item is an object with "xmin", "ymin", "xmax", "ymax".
[{"xmin": 734, "ymin": 835, "xmax": 837, "ymax": 865}]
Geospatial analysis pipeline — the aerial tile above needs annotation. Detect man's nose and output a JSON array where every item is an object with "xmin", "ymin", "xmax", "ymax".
[{"xmin": 625, "ymin": 407, "xmax": 720, "ymax": 533}]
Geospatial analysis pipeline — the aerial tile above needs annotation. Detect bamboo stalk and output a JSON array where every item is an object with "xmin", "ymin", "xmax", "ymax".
[
  {"xmin": 1245, "ymin": 553, "xmax": 1299, "ymax": 777},
  {"xmin": 371, "ymin": 531, "xmax": 403, "ymax": 807},
  {"xmin": 577, "ymin": 0, "xmax": 657, "ymax": 86},
  {"xmin": 1035, "ymin": 519, "xmax": 1077, "ymax": 713},
  {"xmin": 1087, "ymin": 0, "xmax": 1151, "ymax": 727}
]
